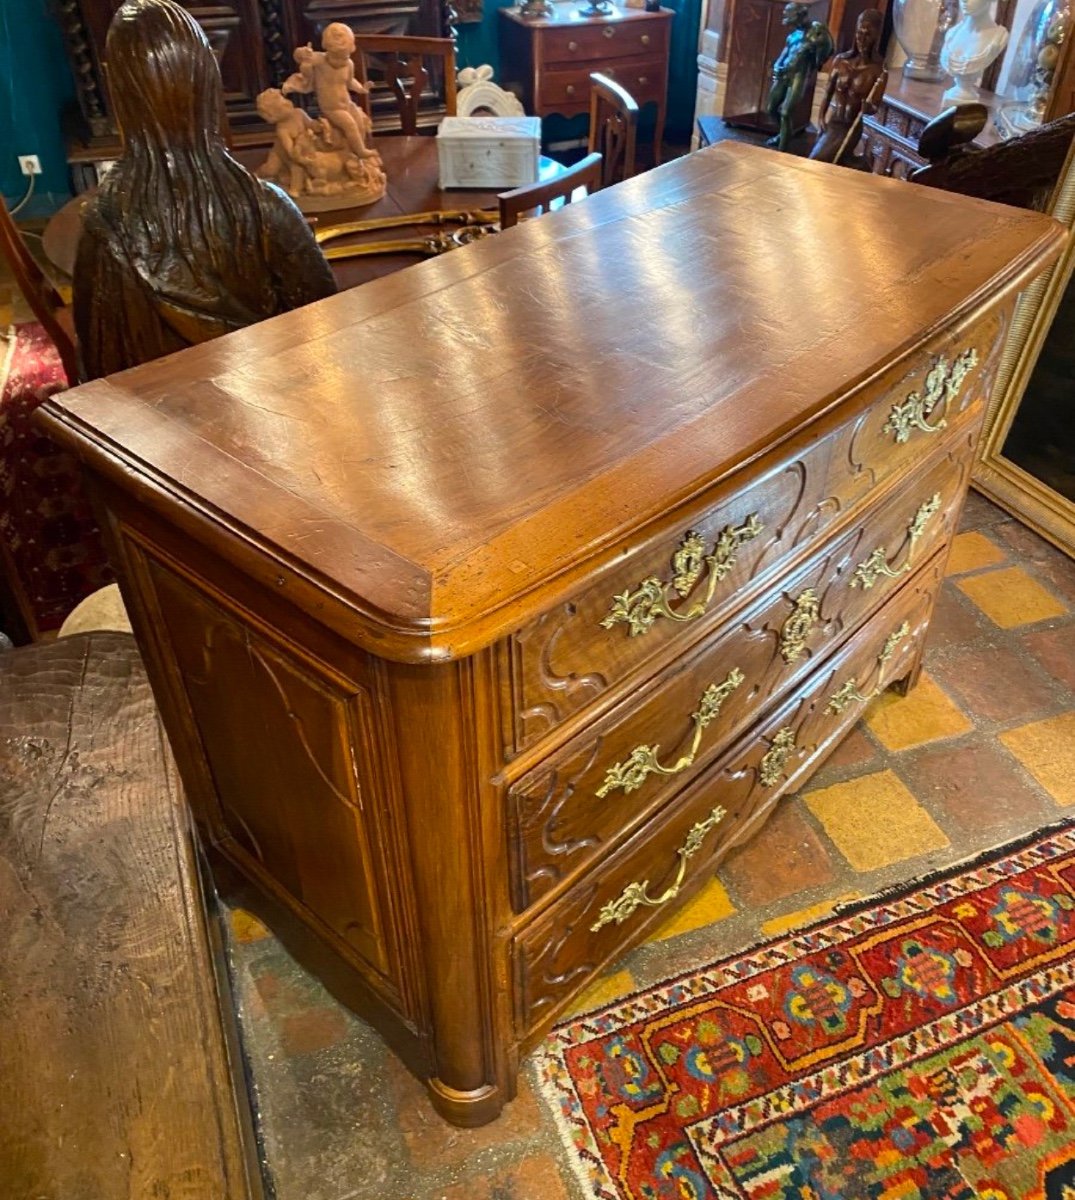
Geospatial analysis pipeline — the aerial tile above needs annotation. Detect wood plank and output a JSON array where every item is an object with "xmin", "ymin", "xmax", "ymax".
[{"xmin": 0, "ymin": 632, "xmax": 262, "ymax": 1200}]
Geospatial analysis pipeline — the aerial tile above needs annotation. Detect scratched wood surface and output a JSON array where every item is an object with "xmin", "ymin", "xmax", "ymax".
[{"xmin": 0, "ymin": 632, "xmax": 262, "ymax": 1200}]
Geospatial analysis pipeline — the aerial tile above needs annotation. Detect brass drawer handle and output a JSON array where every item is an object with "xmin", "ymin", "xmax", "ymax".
[
  {"xmin": 596, "ymin": 668, "xmax": 745, "ymax": 798},
  {"xmin": 827, "ymin": 621, "xmax": 911, "ymax": 714},
  {"xmin": 884, "ymin": 348, "xmax": 978, "ymax": 444},
  {"xmin": 568, "ymin": 39, "xmax": 579, "ymax": 50},
  {"xmin": 589, "ymin": 805, "xmax": 727, "ymax": 931},
  {"xmin": 566, "ymin": 84, "xmax": 576, "ymax": 95},
  {"xmin": 601, "ymin": 515, "xmax": 764, "ymax": 637},
  {"xmin": 603, "ymin": 25, "xmax": 615, "ymax": 36},
  {"xmin": 759, "ymin": 727, "xmax": 796, "ymax": 787},
  {"xmin": 851, "ymin": 493, "xmax": 941, "ymax": 590},
  {"xmin": 641, "ymin": 32, "xmax": 651, "ymax": 43},
  {"xmin": 779, "ymin": 588, "xmax": 820, "ymax": 664}
]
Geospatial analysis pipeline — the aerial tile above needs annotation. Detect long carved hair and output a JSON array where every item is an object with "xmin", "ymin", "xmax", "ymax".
[{"xmin": 98, "ymin": 0, "xmax": 277, "ymax": 326}]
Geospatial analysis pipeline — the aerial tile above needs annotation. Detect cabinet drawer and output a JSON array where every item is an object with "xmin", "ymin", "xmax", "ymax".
[
  {"xmin": 541, "ymin": 20, "xmax": 669, "ymax": 65},
  {"xmin": 540, "ymin": 59, "xmax": 666, "ymax": 107},
  {"xmin": 506, "ymin": 432, "xmax": 974, "ymax": 910},
  {"xmin": 512, "ymin": 555, "xmax": 944, "ymax": 1037},
  {"xmin": 507, "ymin": 308, "xmax": 1003, "ymax": 754}
]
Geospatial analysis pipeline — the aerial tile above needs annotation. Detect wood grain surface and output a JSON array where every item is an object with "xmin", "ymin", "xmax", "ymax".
[
  {"xmin": 39, "ymin": 144, "xmax": 1063, "ymax": 661},
  {"xmin": 0, "ymin": 633, "xmax": 261, "ymax": 1200}
]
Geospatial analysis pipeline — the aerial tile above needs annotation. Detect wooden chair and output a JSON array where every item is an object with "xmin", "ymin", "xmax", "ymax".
[
  {"xmin": 588, "ymin": 73, "xmax": 639, "ymax": 188},
  {"xmin": 353, "ymin": 35, "xmax": 457, "ymax": 135},
  {"xmin": 0, "ymin": 194, "xmax": 80, "ymax": 384},
  {"xmin": 499, "ymin": 152, "xmax": 603, "ymax": 229}
]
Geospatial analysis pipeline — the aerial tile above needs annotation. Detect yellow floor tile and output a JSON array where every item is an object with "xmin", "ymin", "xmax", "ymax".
[
  {"xmin": 805, "ymin": 769, "xmax": 949, "ymax": 871},
  {"xmin": 866, "ymin": 671, "xmax": 973, "ymax": 752},
  {"xmin": 1000, "ymin": 712, "xmax": 1075, "ymax": 807},
  {"xmin": 760, "ymin": 892, "xmax": 861, "ymax": 938},
  {"xmin": 568, "ymin": 969, "xmax": 635, "ymax": 1015},
  {"xmin": 956, "ymin": 565, "xmax": 1067, "ymax": 629},
  {"xmin": 944, "ymin": 530, "xmax": 1006, "ymax": 577},
  {"xmin": 230, "ymin": 907, "xmax": 272, "ymax": 944},
  {"xmin": 648, "ymin": 877, "xmax": 736, "ymax": 942}
]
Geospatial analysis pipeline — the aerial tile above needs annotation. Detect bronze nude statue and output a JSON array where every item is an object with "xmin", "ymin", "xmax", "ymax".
[
  {"xmin": 73, "ymin": 0, "xmax": 337, "ymax": 381},
  {"xmin": 811, "ymin": 9, "xmax": 887, "ymax": 163},
  {"xmin": 766, "ymin": 3, "xmax": 835, "ymax": 153}
]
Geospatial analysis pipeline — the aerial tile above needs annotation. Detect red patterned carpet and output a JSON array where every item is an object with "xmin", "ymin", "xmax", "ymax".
[
  {"xmin": 0, "ymin": 323, "xmax": 110, "ymax": 637},
  {"xmin": 539, "ymin": 823, "xmax": 1075, "ymax": 1200}
]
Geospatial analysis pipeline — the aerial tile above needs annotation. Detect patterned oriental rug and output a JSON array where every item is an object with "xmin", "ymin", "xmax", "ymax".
[{"xmin": 538, "ymin": 823, "xmax": 1075, "ymax": 1200}]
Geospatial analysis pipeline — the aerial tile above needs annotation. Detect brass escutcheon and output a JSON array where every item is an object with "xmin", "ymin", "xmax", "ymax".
[{"xmin": 779, "ymin": 588, "xmax": 821, "ymax": 664}]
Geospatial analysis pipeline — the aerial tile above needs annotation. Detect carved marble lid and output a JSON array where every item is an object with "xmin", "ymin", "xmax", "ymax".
[{"xmin": 436, "ymin": 116, "xmax": 541, "ymax": 141}]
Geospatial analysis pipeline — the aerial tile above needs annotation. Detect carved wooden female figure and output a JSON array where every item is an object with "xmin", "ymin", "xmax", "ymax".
[
  {"xmin": 73, "ymin": 0, "xmax": 337, "ymax": 381},
  {"xmin": 810, "ymin": 9, "xmax": 887, "ymax": 163}
]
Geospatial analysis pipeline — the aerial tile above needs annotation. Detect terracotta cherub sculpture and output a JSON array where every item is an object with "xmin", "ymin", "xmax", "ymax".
[
  {"xmin": 283, "ymin": 24, "xmax": 376, "ymax": 161},
  {"xmin": 256, "ymin": 87, "xmax": 323, "ymax": 197},
  {"xmin": 766, "ymin": 3, "xmax": 835, "ymax": 152},
  {"xmin": 810, "ymin": 9, "xmax": 887, "ymax": 163}
]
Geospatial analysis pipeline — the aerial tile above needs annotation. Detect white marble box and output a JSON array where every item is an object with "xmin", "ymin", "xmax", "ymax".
[{"xmin": 436, "ymin": 116, "xmax": 542, "ymax": 189}]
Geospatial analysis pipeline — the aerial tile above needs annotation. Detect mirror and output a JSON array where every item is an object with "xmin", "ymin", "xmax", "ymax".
[{"xmin": 974, "ymin": 138, "xmax": 1075, "ymax": 559}]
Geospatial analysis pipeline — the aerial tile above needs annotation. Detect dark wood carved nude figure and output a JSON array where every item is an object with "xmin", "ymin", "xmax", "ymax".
[
  {"xmin": 73, "ymin": 0, "xmax": 337, "ymax": 381},
  {"xmin": 811, "ymin": 9, "xmax": 888, "ymax": 163}
]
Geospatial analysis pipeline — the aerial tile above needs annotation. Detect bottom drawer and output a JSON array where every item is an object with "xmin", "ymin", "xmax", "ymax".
[{"xmin": 512, "ymin": 553, "xmax": 945, "ymax": 1038}]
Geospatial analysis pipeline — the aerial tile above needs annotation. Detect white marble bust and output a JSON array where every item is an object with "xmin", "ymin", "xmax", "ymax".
[{"xmin": 940, "ymin": 0, "xmax": 1009, "ymax": 103}]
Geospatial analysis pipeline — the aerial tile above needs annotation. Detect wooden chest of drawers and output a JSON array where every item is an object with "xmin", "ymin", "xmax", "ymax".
[
  {"xmin": 499, "ymin": 2, "xmax": 672, "ymax": 155},
  {"xmin": 39, "ymin": 144, "xmax": 1063, "ymax": 1127}
]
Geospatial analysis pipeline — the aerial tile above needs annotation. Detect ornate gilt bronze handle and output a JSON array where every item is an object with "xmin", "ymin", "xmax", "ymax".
[
  {"xmin": 589, "ymin": 805, "xmax": 728, "ymax": 932},
  {"xmin": 601, "ymin": 516, "xmax": 764, "ymax": 637},
  {"xmin": 883, "ymin": 349, "xmax": 979, "ymax": 444},
  {"xmin": 596, "ymin": 668, "xmax": 745, "ymax": 798},
  {"xmin": 827, "ymin": 621, "xmax": 911, "ymax": 714},
  {"xmin": 779, "ymin": 588, "xmax": 821, "ymax": 664},
  {"xmin": 759, "ymin": 727, "xmax": 796, "ymax": 787},
  {"xmin": 851, "ymin": 493, "xmax": 941, "ymax": 590}
]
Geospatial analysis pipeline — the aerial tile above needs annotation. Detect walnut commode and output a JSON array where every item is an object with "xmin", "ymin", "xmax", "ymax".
[{"xmin": 40, "ymin": 145, "xmax": 1064, "ymax": 1127}]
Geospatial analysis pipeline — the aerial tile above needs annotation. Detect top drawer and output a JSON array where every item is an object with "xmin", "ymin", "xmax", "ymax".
[
  {"xmin": 505, "ymin": 309, "xmax": 1005, "ymax": 755},
  {"xmin": 541, "ymin": 19, "xmax": 669, "ymax": 65}
]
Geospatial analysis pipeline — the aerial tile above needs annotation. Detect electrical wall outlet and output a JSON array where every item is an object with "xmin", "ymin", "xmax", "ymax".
[{"xmin": 18, "ymin": 155, "xmax": 42, "ymax": 176}]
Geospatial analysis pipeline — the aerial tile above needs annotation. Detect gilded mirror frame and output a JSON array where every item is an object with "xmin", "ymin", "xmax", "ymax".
[{"xmin": 973, "ymin": 139, "xmax": 1075, "ymax": 559}]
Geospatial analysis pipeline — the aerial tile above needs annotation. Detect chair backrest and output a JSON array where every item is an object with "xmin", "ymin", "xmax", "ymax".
[
  {"xmin": 498, "ymin": 152, "xmax": 603, "ymax": 230},
  {"xmin": 353, "ymin": 35, "xmax": 457, "ymax": 135},
  {"xmin": 0, "ymin": 195, "xmax": 80, "ymax": 384},
  {"xmin": 911, "ymin": 107, "xmax": 1075, "ymax": 212},
  {"xmin": 587, "ymin": 73, "xmax": 638, "ymax": 188}
]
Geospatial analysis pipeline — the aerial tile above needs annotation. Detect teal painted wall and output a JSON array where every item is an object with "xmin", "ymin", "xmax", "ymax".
[
  {"xmin": 456, "ymin": 0, "xmax": 700, "ymax": 140},
  {"xmin": 0, "ymin": 0, "xmax": 76, "ymax": 214}
]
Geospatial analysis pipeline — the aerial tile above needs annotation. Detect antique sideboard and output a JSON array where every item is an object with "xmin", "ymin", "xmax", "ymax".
[{"xmin": 40, "ymin": 145, "xmax": 1063, "ymax": 1127}]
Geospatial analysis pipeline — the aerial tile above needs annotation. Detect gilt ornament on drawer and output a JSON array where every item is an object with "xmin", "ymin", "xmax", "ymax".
[
  {"xmin": 595, "ymin": 668, "xmax": 745, "ymax": 798},
  {"xmin": 883, "ymin": 349, "xmax": 979, "ymax": 444},
  {"xmin": 759, "ymin": 727, "xmax": 796, "ymax": 786},
  {"xmin": 589, "ymin": 805, "xmax": 728, "ymax": 931},
  {"xmin": 827, "ymin": 620, "xmax": 912, "ymax": 713},
  {"xmin": 779, "ymin": 588, "xmax": 821, "ymax": 664},
  {"xmin": 601, "ymin": 516, "xmax": 763, "ymax": 637},
  {"xmin": 852, "ymin": 493, "xmax": 942, "ymax": 589}
]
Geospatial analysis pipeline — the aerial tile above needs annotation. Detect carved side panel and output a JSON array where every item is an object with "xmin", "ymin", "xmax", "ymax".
[
  {"xmin": 55, "ymin": 0, "xmax": 110, "ymax": 138},
  {"xmin": 141, "ymin": 552, "xmax": 400, "ymax": 1001}
]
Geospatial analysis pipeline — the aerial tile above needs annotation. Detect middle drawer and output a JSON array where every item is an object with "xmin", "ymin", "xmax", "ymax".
[{"xmin": 505, "ymin": 433, "xmax": 973, "ymax": 912}]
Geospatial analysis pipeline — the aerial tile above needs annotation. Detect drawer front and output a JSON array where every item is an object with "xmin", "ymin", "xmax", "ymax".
[
  {"xmin": 507, "ymin": 307, "xmax": 1005, "ymax": 754},
  {"xmin": 540, "ymin": 59, "xmax": 666, "ymax": 108},
  {"xmin": 541, "ymin": 20, "xmax": 669, "ymax": 65},
  {"xmin": 507, "ymin": 433, "xmax": 974, "ymax": 910},
  {"xmin": 512, "ymin": 555, "xmax": 944, "ymax": 1037}
]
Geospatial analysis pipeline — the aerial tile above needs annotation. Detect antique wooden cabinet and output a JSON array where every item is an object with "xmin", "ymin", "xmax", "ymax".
[
  {"xmin": 498, "ymin": 3, "xmax": 672, "ymax": 154},
  {"xmin": 40, "ymin": 145, "xmax": 1062, "ymax": 1127}
]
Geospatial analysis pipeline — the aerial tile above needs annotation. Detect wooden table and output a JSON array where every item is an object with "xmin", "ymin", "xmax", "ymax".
[
  {"xmin": 39, "ymin": 145, "xmax": 1063, "ymax": 1129},
  {"xmin": 43, "ymin": 137, "xmax": 564, "ymax": 291}
]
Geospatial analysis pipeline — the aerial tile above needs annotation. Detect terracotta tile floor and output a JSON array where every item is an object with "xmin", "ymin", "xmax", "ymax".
[{"xmin": 222, "ymin": 494, "xmax": 1075, "ymax": 1200}]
